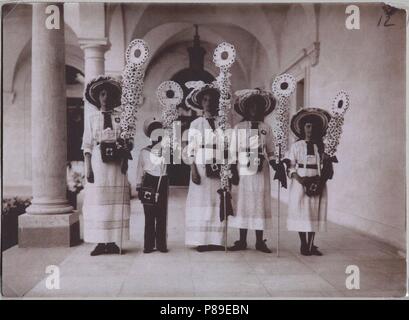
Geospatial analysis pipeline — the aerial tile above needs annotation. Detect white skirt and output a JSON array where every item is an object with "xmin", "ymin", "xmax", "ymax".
[
  {"xmin": 229, "ymin": 160, "xmax": 272, "ymax": 230},
  {"xmin": 185, "ymin": 163, "xmax": 225, "ymax": 246},
  {"xmin": 82, "ymin": 145, "xmax": 130, "ymax": 243},
  {"xmin": 287, "ymin": 168, "xmax": 327, "ymax": 232}
]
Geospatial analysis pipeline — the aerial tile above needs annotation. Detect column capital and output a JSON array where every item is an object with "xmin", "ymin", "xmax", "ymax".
[{"xmin": 79, "ymin": 37, "xmax": 110, "ymax": 51}]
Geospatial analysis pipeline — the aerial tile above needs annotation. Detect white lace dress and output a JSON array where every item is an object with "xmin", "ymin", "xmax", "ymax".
[
  {"xmin": 185, "ymin": 117, "xmax": 225, "ymax": 246},
  {"xmin": 286, "ymin": 140, "xmax": 327, "ymax": 232},
  {"xmin": 81, "ymin": 111, "xmax": 131, "ymax": 243},
  {"xmin": 229, "ymin": 121, "xmax": 275, "ymax": 230}
]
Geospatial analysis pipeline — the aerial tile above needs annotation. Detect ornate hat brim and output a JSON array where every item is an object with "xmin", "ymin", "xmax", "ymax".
[
  {"xmin": 85, "ymin": 75, "xmax": 122, "ymax": 109},
  {"xmin": 143, "ymin": 118, "xmax": 163, "ymax": 137},
  {"xmin": 185, "ymin": 84, "xmax": 221, "ymax": 112},
  {"xmin": 290, "ymin": 107, "xmax": 331, "ymax": 139},
  {"xmin": 234, "ymin": 91, "xmax": 276, "ymax": 117}
]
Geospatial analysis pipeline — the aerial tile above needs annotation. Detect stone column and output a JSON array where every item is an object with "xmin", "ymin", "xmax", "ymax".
[
  {"xmin": 79, "ymin": 39, "xmax": 109, "ymax": 117},
  {"xmin": 18, "ymin": 3, "xmax": 80, "ymax": 247},
  {"xmin": 79, "ymin": 39, "xmax": 109, "ymax": 81}
]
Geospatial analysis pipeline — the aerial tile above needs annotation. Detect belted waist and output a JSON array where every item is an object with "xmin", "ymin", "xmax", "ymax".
[{"xmin": 297, "ymin": 164, "xmax": 318, "ymax": 169}]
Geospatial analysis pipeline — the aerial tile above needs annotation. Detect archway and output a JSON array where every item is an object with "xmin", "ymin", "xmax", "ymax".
[{"xmin": 167, "ymin": 26, "xmax": 217, "ymax": 186}]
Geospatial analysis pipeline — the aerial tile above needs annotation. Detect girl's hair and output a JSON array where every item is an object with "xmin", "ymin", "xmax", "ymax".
[
  {"xmin": 147, "ymin": 122, "xmax": 163, "ymax": 138},
  {"xmin": 299, "ymin": 117, "xmax": 325, "ymax": 154},
  {"xmin": 197, "ymin": 88, "xmax": 220, "ymax": 105},
  {"xmin": 95, "ymin": 86, "xmax": 116, "ymax": 109},
  {"xmin": 242, "ymin": 95, "xmax": 265, "ymax": 121}
]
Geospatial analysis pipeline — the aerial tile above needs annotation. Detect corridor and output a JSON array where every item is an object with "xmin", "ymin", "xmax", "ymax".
[{"xmin": 2, "ymin": 188, "xmax": 406, "ymax": 298}]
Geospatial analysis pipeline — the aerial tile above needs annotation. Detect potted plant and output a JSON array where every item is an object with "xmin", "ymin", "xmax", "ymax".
[
  {"xmin": 2, "ymin": 197, "xmax": 32, "ymax": 251},
  {"xmin": 66, "ymin": 162, "xmax": 85, "ymax": 210}
]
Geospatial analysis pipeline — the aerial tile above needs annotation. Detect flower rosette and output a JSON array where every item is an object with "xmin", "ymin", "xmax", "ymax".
[
  {"xmin": 213, "ymin": 42, "xmax": 236, "ymax": 70},
  {"xmin": 213, "ymin": 42, "xmax": 236, "ymax": 190},
  {"xmin": 271, "ymin": 74, "xmax": 296, "ymax": 158},
  {"xmin": 331, "ymin": 91, "xmax": 350, "ymax": 117},
  {"xmin": 272, "ymin": 74, "xmax": 296, "ymax": 99},
  {"xmin": 115, "ymin": 39, "xmax": 149, "ymax": 175},
  {"xmin": 324, "ymin": 91, "xmax": 350, "ymax": 157},
  {"xmin": 120, "ymin": 39, "xmax": 150, "ymax": 141},
  {"xmin": 125, "ymin": 39, "xmax": 149, "ymax": 67},
  {"xmin": 156, "ymin": 81, "xmax": 183, "ymax": 154},
  {"xmin": 157, "ymin": 80, "xmax": 183, "ymax": 110}
]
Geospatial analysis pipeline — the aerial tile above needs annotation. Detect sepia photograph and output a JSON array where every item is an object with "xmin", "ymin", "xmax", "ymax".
[{"xmin": 1, "ymin": 0, "xmax": 407, "ymax": 300}]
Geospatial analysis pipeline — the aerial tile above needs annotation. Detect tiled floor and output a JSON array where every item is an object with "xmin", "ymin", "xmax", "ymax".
[{"xmin": 2, "ymin": 187, "xmax": 407, "ymax": 298}]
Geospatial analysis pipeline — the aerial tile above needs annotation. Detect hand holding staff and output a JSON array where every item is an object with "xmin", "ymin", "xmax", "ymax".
[
  {"xmin": 157, "ymin": 80, "xmax": 183, "ymax": 161},
  {"xmin": 119, "ymin": 39, "xmax": 150, "ymax": 255},
  {"xmin": 213, "ymin": 42, "xmax": 236, "ymax": 252},
  {"xmin": 271, "ymin": 73, "xmax": 296, "ymax": 257}
]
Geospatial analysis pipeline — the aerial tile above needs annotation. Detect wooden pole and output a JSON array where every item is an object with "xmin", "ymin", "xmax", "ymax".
[
  {"xmin": 119, "ymin": 166, "xmax": 126, "ymax": 255},
  {"xmin": 276, "ymin": 144, "xmax": 281, "ymax": 257}
]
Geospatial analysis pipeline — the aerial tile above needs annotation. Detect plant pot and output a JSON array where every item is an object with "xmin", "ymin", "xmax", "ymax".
[{"xmin": 66, "ymin": 190, "xmax": 77, "ymax": 210}]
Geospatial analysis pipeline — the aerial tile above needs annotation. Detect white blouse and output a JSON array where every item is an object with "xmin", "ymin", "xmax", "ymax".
[
  {"xmin": 135, "ymin": 147, "xmax": 167, "ymax": 188},
  {"xmin": 286, "ymin": 140, "xmax": 322, "ymax": 178},
  {"xmin": 232, "ymin": 121, "xmax": 275, "ymax": 160},
  {"xmin": 230, "ymin": 121, "xmax": 276, "ymax": 175},
  {"xmin": 81, "ymin": 111, "xmax": 122, "ymax": 155},
  {"xmin": 187, "ymin": 116, "xmax": 224, "ymax": 165}
]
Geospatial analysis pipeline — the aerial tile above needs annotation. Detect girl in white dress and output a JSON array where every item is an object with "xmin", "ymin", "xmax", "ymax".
[
  {"xmin": 82, "ymin": 76, "xmax": 131, "ymax": 256},
  {"xmin": 286, "ymin": 108, "xmax": 332, "ymax": 256},
  {"xmin": 184, "ymin": 82, "xmax": 226, "ymax": 252},
  {"xmin": 228, "ymin": 89, "xmax": 278, "ymax": 253}
]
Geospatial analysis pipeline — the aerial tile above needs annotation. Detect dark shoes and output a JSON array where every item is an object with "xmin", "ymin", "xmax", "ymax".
[
  {"xmin": 144, "ymin": 247, "xmax": 168, "ymax": 253},
  {"xmin": 196, "ymin": 245, "xmax": 225, "ymax": 252},
  {"xmin": 228, "ymin": 240, "xmax": 247, "ymax": 251},
  {"xmin": 106, "ymin": 243, "xmax": 120, "ymax": 254},
  {"xmin": 300, "ymin": 245, "xmax": 312, "ymax": 256},
  {"xmin": 208, "ymin": 245, "xmax": 224, "ymax": 251},
  {"xmin": 255, "ymin": 240, "xmax": 272, "ymax": 253},
  {"xmin": 90, "ymin": 243, "xmax": 121, "ymax": 256},
  {"xmin": 228, "ymin": 240, "xmax": 272, "ymax": 253},
  {"xmin": 196, "ymin": 245, "xmax": 208, "ymax": 252},
  {"xmin": 90, "ymin": 243, "xmax": 106, "ymax": 256},
  {"xmin": 300, "ymin": 245, "xmax": 323, "ymax": 256},
  {"xmin": 310, "ymin": 245, "xmax": 323, "ymax": 256}
]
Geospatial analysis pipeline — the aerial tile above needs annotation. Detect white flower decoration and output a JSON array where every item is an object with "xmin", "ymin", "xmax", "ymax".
[
  {"xmin": 213, "ymin": 42, "xmax": 236, "ymax": 69},
  {"xmin": 120, "ymin": 39, "xmax": 149, "ymax": 139},
  {"xmin": 272, "ymin": 73, "xmax": 296, "ymax": 98},
  {"xmin": 331, "ymin": 91, "xmax": 350, "ymax": 116},
  {"xmin": 157, "ymin": 81, "xmax": 183, "ymax": 107},
  {"xmin": 126, "ymin": 39, "xmax": 149, "ymax": 66}
]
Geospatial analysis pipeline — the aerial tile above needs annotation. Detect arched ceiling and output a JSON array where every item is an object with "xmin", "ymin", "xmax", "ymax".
[
  {"xmin": 143, "ymin": 23, "xmax": 258, "ymax": 83},
  {"xmin": 123, "ymin": 3, "xmax": 283, "ymax": 72}
]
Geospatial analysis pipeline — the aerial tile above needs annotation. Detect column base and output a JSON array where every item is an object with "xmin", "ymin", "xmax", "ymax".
[{"xmin": 18, "ymin": 212, "xmax": 81, "ymax": 247}]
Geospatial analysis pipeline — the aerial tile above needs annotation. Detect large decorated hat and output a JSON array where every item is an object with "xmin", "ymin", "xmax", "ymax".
[
  {"xmin": 290, "ymin": 107, "xmax": 331, "ymax": 139},
  {"xmin": 84, "ymin": 75, "xmax": 122, "ymax": 109},
  {"xmin": 184, "ymin": 81, "xmax": 221, "ymax": 112},
  {"xmin": 234, "ymin": 88, "xmax": 276, "ymax": 117},
  {"xmin": 143, "ymin": 118, "xmax": 163, "ymax": 137}
]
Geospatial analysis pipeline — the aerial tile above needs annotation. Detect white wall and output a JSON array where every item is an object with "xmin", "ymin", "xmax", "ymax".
[
  {"xmin": 278, "ymin": 4, "xmax": 406, "ymax": 251},
  {"xmin": 3, "ymin": 3, "xmax": 406, "ymax": 252},
  {"xmin": 2, "ymin": 4, "xmax": 84, "ymax": 194}
]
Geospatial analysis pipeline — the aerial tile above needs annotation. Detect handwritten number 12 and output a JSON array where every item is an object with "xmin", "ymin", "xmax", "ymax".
[{"xmin": 378, "ymin": 14, "xmax": 395, "ymax": 27}]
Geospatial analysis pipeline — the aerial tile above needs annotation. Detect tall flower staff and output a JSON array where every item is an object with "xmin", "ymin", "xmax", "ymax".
[
  {"xmin": 156, "ymin": 81, "xmax": 183, "ymax": 161},
  {"xmin": 213, "ymin": 42, "xmax": 236, "ymax": 252},
  {"xmin": 322, "ymin": 91, "xmax": 351, "ymax": 183},
  {"xmin": 271, "ymin": 73, "xmax": 296, "ymax": 257},
  {"xmin": 299, "ymin": 91, "xmax": 349, "ymax": 254},
  {"xmin": 118, "ymin": 39, "xmax": 150, "ymax": 254}
]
